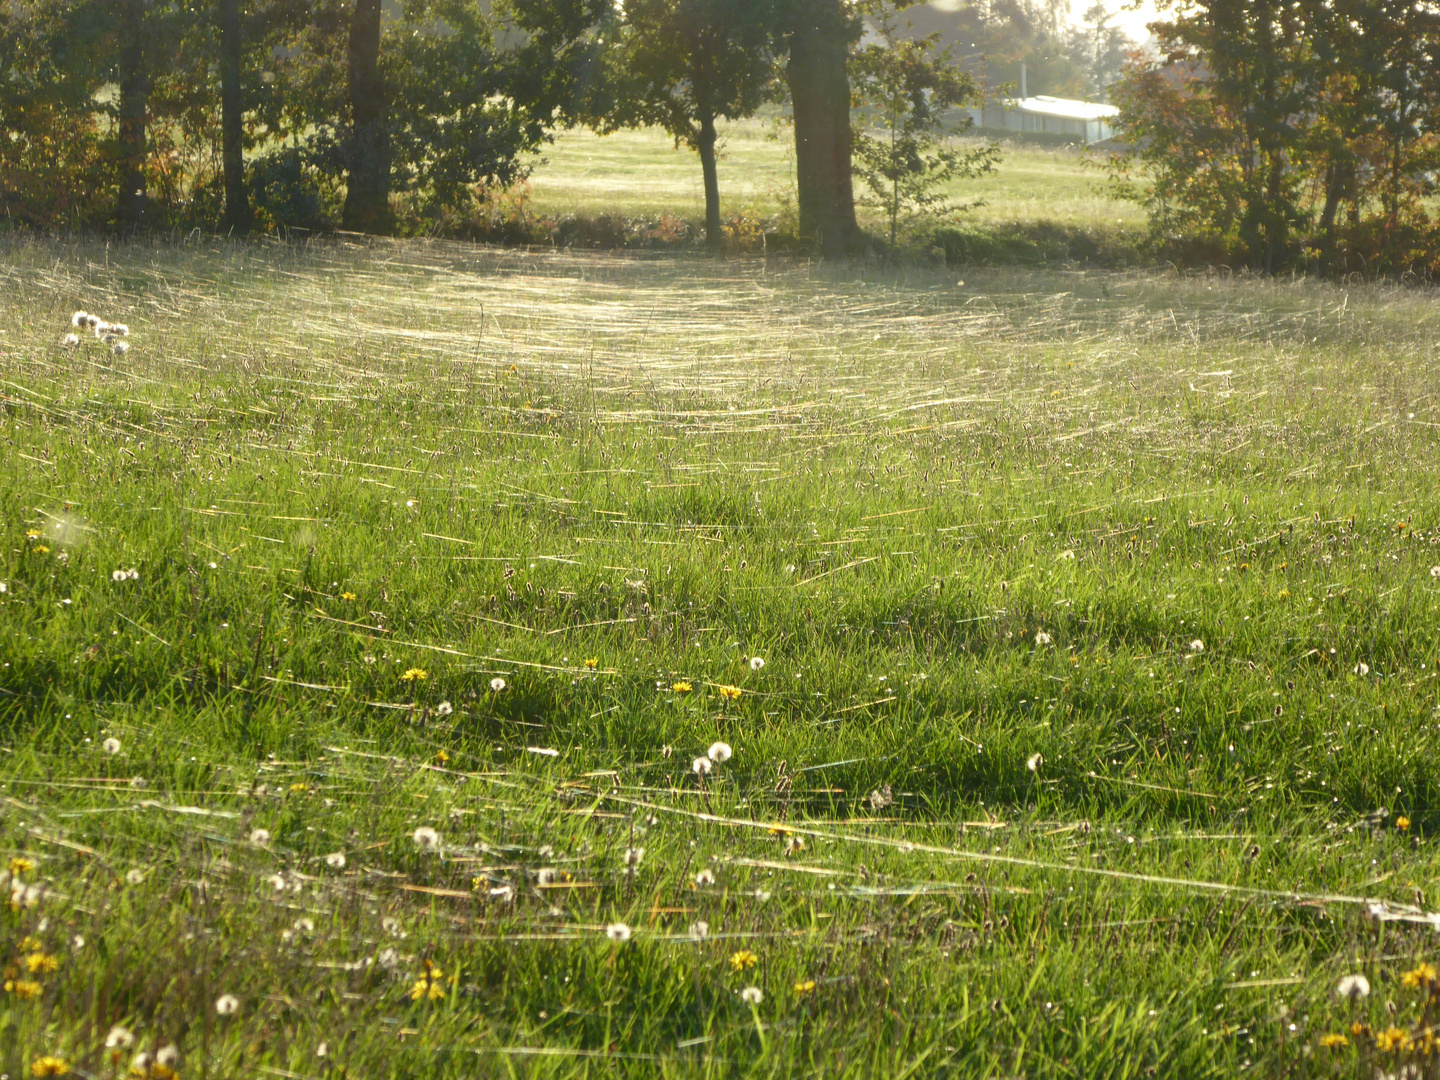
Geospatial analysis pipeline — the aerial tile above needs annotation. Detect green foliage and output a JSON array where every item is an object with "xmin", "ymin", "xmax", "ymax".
[{"xmin": 851, "ymin": 7, "xmax": 998, "ymax": 248}]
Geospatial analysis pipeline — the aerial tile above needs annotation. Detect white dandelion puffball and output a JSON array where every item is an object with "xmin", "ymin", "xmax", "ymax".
[
  {"xmin": 1188, "ymin": 639, "xmax": 1205, "ymax": 653},
  {"xmin": 413, "ymin": 826, "xmax": 440, "ymax": 850},
  {"xmin": 624, "ymin": 846, "xmax": 644, "ymax": 867},
  {"xmin": 749, "ymin": 656, "xmax": 765, "ymax": 671},
  {"xmin": 131, "ymin": 1053, "xmax": 152, "ymax": 1074},
  {"xmin": 92, "ymin": 319, "xmax": 109, "ymax": 337},
  {"xmin": 605, "ymin": 922, "xmax": 632, "ymax": 942},
  {"xmin": 1026, "ymin": 752, "xmax": 1043, "ymax": 773},
  {"xmin": 436, "ymin": 700, "xmax": 453, "ymax": 717},
  {"xmin": 325, "ymin": 851, "xmax": 346, "ymax": 868},
  {"xmin": 292, "ymin": 917, "xmax": 314, "ymax": 933},
  {"xmin": 1354, "ymin": 662, "xmax": 1370, "ymax": 676},
  {"xmin": 741, "ymin": 986, "xmax": 764, "ymax": 1004},
  {"xmin": 112, "ymin": 569, "xmax": 127, "ymax": 582},
  {"xmin": 316, "ymin": 1042, "xmax": 328, "ymax": 1058},
  {"xmin": 1034, "ymin": 631, "xmax": 1052, "ymax": 646},
  {"xmin": 156, "ymin": 1045, "xmax": 179, "ymax": 1067},
  {"xmin": 62, "ymin": 333, "xmax": 79, "ymax": 347},
  {"xmin": 111, "ymin": 322, "xmax": 128, "ymax": 335},
  {"xmin": 689, "ymin": 920, "xmax": 710, "ymax": 940},
  {"xmin": 1431, "ymin": 566, "xmax": 1440, "ymax": 578},
  {"xmin": 694, "ymin": 869, "xmax": 715, "ymax": 887},
  {"xmin": 125, "ymin": 868, "xmax": 145, "ymax": 885},
  {"xmin": 707, "ymin": 741, "xmax": 733, "ymax": 763},
  {"xmin": 104, "ymin": 1024, "xmax": 135, "ymax": 1050},
  {"xmin": 692, "ymin": 756, "xmax": 712, "ymax": 776},
  {"xmin": 490, "ymin": 677, "xmax": 507, "ymax": 693},
  {"xmin": 266, "ymin": 873, "xmax": 287, "ymax": 892},
  {"xmin": 215, "ymin": 993, "xmax": 239, "ymax": 1016},
  {"xmin": 71, "ymin": 310, "xmax": 88, "ymax": 327},
  {"xmin": 113, "ymin": 341, "xmax": 129, "ymax": 356},
  {"xmin": 378, "ymin": 946, "xmax": 400, "ymax": 969},
  {"xmin": 129, "ymin": 775, "xmax": 147, "ymax": 788},
  {"xmin": 249, "ymin": 828, "xmax": 271, "ymax": 847},
  {"xmin": 1336, "ymin": 973, "xmax": 1370, "ymax": 1000},
  {"xmin": 102, "ymin": 737, "xmax": 122, "ymax": 755}
]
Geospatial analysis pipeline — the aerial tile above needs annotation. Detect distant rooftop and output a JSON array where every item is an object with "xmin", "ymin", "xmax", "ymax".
[{"xmin": 1002, "ymin": 96, "xmax": 1121, "ymax": 122}]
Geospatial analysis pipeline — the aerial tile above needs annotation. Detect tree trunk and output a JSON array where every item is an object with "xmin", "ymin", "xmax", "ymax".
[
  {"xmin": 219, "ymin": 0, "xmax": 250, "ymax": 234},
  {"xmin": 342, "ymin": 0, "xmax": 391, "ymax": 233},
  {"xmin": 786, "ymin": 0, "xmax": 859, "ymax": 257},
  {"xmin": 697, "ymin": 110, "xmax": 722, "ymax": 250},
  {"xmin": 116, "ymin": 0, "xmax": 150, "ymax": 232}
]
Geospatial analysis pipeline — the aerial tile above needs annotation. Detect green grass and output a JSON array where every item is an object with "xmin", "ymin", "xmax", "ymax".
[
  {"xmin": 3, "ymin": 237, "xmax": 1440, "ymax": 1078},
  {"xmin": 523, "ymin": 120, "xmax": 1146, "ymax": 234}
]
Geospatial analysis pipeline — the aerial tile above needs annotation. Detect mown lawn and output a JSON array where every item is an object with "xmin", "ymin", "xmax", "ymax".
[{"xmin": 2, "ymin": 238, "xmax": 1439, "ymax": 1078}]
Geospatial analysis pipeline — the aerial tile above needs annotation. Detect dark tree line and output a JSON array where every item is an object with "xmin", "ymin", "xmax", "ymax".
[
  {"xmin": 1, "ymin": 0, "xmax": 915, "ymax": 254},
  {"xmin": 1109, "ymin": 0, "xmax": 1440, "ymax": 277}
]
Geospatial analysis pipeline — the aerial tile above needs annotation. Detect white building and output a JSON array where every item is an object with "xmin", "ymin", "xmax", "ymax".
[{"xmin": 968, "ymin": 96, "xmax": 1120, "ymax": 144}]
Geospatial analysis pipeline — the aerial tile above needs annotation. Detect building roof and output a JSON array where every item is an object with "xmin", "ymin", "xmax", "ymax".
[{"xmin": 1000, "ymin": 96, "xmax": 1120, "ymax": 122}]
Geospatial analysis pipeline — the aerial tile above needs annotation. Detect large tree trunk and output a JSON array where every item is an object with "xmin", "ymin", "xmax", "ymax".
[
  {"xmin": 219, "ymin": 0, "xmax": 250, "ymax": 234},
  {"xmin": 696, "ymin": 109, "xmax": 722, "ymax": 250},
  {"xmin": 786, "ymin": 0, "xmax": 859, "ymax": 257},
  {"xmin": 116, "ymin": 0, "xmax": 150, "ymax": 232},
  {"xmin": 342, "ymin": 0, "xmax": 391, "ymax": 233}
]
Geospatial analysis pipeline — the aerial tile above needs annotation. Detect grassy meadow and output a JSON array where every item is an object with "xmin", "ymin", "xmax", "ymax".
[
  {"xmin": 521, "ymin": 120, "xmax": 1146, "ymax": 234},
  {"xmin": 3, "ymin": 236, "xmax": 1440, "ymax": 1079}
]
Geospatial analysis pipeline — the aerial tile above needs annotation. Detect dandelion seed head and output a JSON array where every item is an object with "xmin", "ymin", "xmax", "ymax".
[
  {"xmin": 605, "ymin": 922, "xmax": 631, "ymax": 942},
  {"xmin": 378, "ymin": 947, "xmax": 400, "ymax": 968},
  {"xmin": 1354, "ymin": 662, "xmax": 1370, "ymax": 676},
  {"xmin": 1027, "ymin": 752, "xmax": 1044, "ymax": 772},
  {"xmin": 490, "ymin": 676, "xmax": 507, "ymax": 692},
  {"xmin": 749, "ymin": 656, "xmax": 765, "ymax": 671},
  {"xmin": 1188, "ymin": 639, "xmax": 1205, "ymax": 653},
  {"xmin": 215, "ymin": 993, "xmax": 239, "ymax": 1015},
  {"xmin": 110, "ymin": 323, "xmax": 128, "ymax": 336},
  {"xmin": 103, "ymin": 737, "xmax": 122, "ymax": 755},
  {"xmin": 325, "ymin": 851, "xmax": 346, "ymax": 868},
  {"xmin": 692, "ymin": 756, "xmax": 712, "ymax": 776},
  {"xmin": 62, "ymin": 333, "xmax": 79, "ymax": 347},
  {"xmin": 124, "ymin": 869, "xmax": 145, "ymax": 885},
  {"xmin": 316, "ymin": 1042, "xmax": 328, "ymax": 1058},
  {"xmin": 249, "ymin": 828, "xmax": 270, "ymax": 847},
  {"xmin": 412, "ymin": 827, "xmax": 440, "ymax": 850},
  {"xmin": 112, "ymin": 341, "xmax": 129, "ymax": 357},
  {"xmin": 689, "ymin": 920, "xmax": 710, "ymax": 940},
  {"xmin": 707, "ymin": 741, "xmax": 733, "ymax": 763},
  {"xmin": 156, "ymin": 1044, "xmax": 179, "ymax": 1067},
  {"xmin": 1336, "ymin": 973, "xmax": 1370, "ymax": 1000},
  {"xmin": 740, "ymin": 986, "xmax": 764, "ymax": 1004},
  {"xmin": 1034, "ymin": 631, "xmax": 1052, "ymax": 646},
  {"xmin": 104, "ymin": 1024, "xmax": 135, "ymax": 1049},
  {"xmin": 694, "ymin": 869, "xmax": 715, "ymax": 887},
  {"xmin": 436, "ymin": 700, "xmax": 453, "ymax": 717},
  {"xmin": 624, "ymin": 846, "xmax": 644, "ymax": 867},
  {"xmin": 382, "ymin": 916, "xmax": 405, "ymax": 936},
  {"xmin": 1431, "ymin": 566, "xmax": 1440, "ymax": 578},
  {"xmin": 71, "ymin": 311, "xmax": 88, "ymax": 327},
  {"xmin": 267, "ymin": 874, "xmax": 287, "ymax": 892}
]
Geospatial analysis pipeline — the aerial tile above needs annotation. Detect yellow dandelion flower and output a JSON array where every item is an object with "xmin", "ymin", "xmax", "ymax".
[
  {"xmin": 428, "ymin": 981, "xmax": 445, "ymax": 1000},
  {"xmin": 671, "ymin": 681, "xmax": 692, "ymax": 693},
  {"xmin": 19, "ymin": 935, "xmax": 40, "ymax": 950},
  {"xmin": 1276, "ymin": 588, "xmax": 1290, "ymax": 599},
  {"xmin": 1318, "ymin": 1033, "xmax": 1348, "ymax": 1049},
  {"xmin": 8, "ymin": 856, "xmax": 35, "ymax": 874},
  {"xmin": 340, "ymin": 591, "xmax": 357, "ymax": 601},
  {"xmin": 717, "ymin": 684, "xmax": 742, "ymax": 701},
  {"xmin": 584, "ymin": 658, "xmax": 598, "ymax": 669},
  {"xmin": 1396, "ymin": 816, "xmax": 1411, "ymax": 831},
  {"xmin": 9, "ymin": 979, "xmax": 42, "ymax": 1001},
  {"xmin": 794, "ymin": 979, "xmax": 817, "ymax": 995},
  {"xmin": 31, "ymin": 545, "xmax": 49, "ymax": 554},
  {"xmin": 151, "ymin": 1066, "xmax": 178, "ymax": 1080},
  {"xmin": 1351, "ymin": 1022, "xmax": 1370, "ymax": 1037},
  {"xmin": 409, "ymin": 979, "xmax": 429, "ymax": 1001},
  {"xmin": 31, "ymin": 1056, "xmax": 69, "ymax": 1076},
  {"xmin": 24, "ymin": 529, "xmax": 41, "ymax": 539},
  {"xmin": 435, "ymin": 750, "xmax": 449, "ymax": 765},
  {"xmin": 1402, "ymin": 962, "xmax": 1438, "ymax": 989},
  {"xmin": 1376, "ymin": 1026, "xmax": 1411, "ymax": 1053},
  {"xmin": 25, "ymin": 953, "xmax": 59, "ymax": 974},
  {"xmin": 729, "ymin": 949, "xmax": 758, "ymax": 972},
  {"xmin": 400, "ymin": 667, "xmax": 429, "ymax": 682}
]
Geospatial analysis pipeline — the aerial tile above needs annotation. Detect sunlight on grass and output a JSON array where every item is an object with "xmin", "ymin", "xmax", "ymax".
[{"xmin": 1, "ymin": 237, "xmax": 1439, "ymax": 1076}]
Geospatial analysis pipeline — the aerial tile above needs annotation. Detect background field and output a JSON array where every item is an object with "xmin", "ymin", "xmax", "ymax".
[
  {"xmin": 2, "ymin": 238, "xmax": 1440, "ymax": 1078},
  {"xmin": 521, "ymin": 120, "xmax": 1147, "ymax": 233}
]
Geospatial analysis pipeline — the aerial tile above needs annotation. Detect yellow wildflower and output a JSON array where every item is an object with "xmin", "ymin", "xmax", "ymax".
[
  {"xmin": 24, "ymin": 529, "xmax": 42, "ymax": 539},
  {"xmin": 150, "ymin": 1067, "xmax": 178, "ymax": 1080},
  {"xmin": 8, "ymin": 856, "xmax": 35, "ymax": 874},
  {"xmin": 1351, "ymin": 1022, "xmax": 1370, "ymax": 1038},
  {"xmin": 435, "ymin": 750, "xmax": 449, "ymax": 765},
  {"xmin": 1396, "ymin": 816, "xmax": 1411, "ymax": 831},
  {"xmin": 8, "ymin": 979, "xmax": 42, "ymax": 1001},
  {"xmin": 25, "ymin": 953, "xmax": 59, "ymax": 974},
  {"xmin": 31, "ymin": 1056, "xmax": 69, "ymax": 1076},
  {"xmin": 400, "ymin": 667, "xmax": 429, "ymax": 682},
  {"xmin": 1318, "ymin": 1033, "xmax": 1348, "ymax": 1049},
  {"xmin": 19, "ymin": 935, "xmax": 41, "ymax": 950},
  {"xmin": 717, "ymin": 684, "xmax": 742, "ymax": 701},
  {"xmin": 31, "ymin": 544, "xmax": 49, "ymax": 554},
  {"xmin": 729, "ymin": 949, "xmax": 758, "ymax": 972},
  {"xmin": 671, "ymin": 681, "xmax": 692, "ymax": 693},
  {"xmin": 1376, "ymin": 1026, "xmax": 1411, "ymax": 1053},
  {"xmin": 340, "ymin": 591, "xmax": 357, "ymax": 601},
  {"xmin": 584, "ymin": 658, "xmax": 598, "ymax": 669},
  {"xmin": 795, "ymin": 979, "xmax": 816, "ymax": 995},
  {"xmin": 1402, "ymin": 962, "xmax": 1438, "ymax": 989}
]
